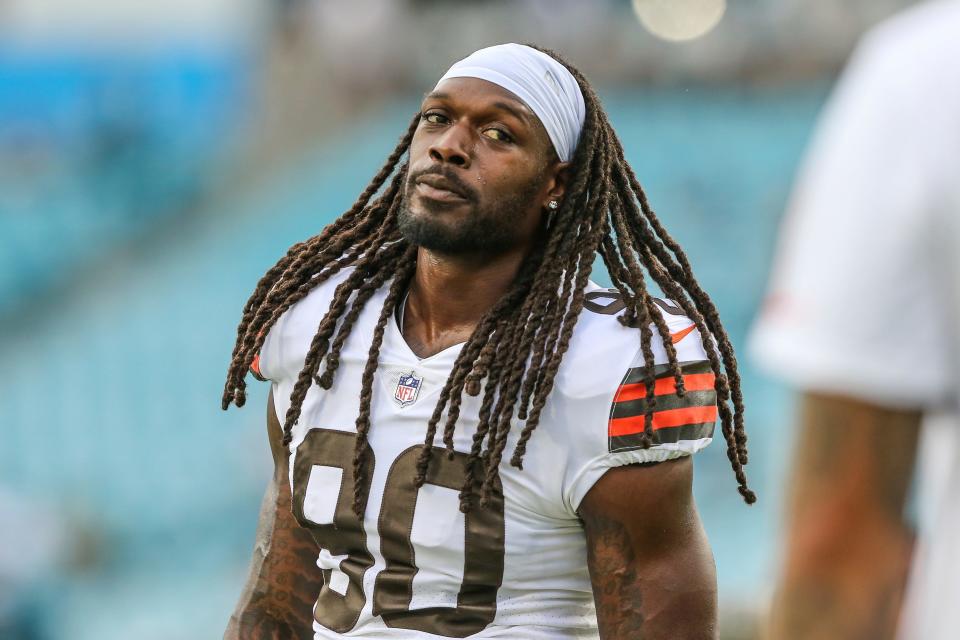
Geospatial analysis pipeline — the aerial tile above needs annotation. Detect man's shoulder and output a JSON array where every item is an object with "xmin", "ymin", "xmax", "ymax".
[
  {"xmin": 856, "ymin": 0, "xmax": 960, "ymax": 85},
  {"xmin": 256, "ymin": 266, "xmax": 362, "ymax": 382},
  {"xmin": 575, "ymin": 284, "xmax": 705, "ymax": 360},
  {"xmin": 276, "ymin": 266, "xmax": 358, "ymax": 331},
  {"xmin": 867, "ymin": 0, "xmax": 960, "ymax": 51},
  {"xmin": 556, "ymin": 284, "xmax": 709, "ymax": 398}
]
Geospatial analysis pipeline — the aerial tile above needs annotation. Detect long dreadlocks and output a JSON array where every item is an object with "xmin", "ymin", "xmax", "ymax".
[{"xmin": 222, "ymin": 46, "xmax": 756, "ymax": 516}]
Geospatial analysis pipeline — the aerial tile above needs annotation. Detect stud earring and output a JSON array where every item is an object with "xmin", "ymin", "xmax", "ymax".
[{"xmin": 547, "ymin": 200, "xmax": 559, "ymax": 210}]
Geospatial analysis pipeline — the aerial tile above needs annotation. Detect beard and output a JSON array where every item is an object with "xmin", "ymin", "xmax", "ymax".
[{"xmin": 398, "ymin": 170, "xmax": 543, "ymax": 256}]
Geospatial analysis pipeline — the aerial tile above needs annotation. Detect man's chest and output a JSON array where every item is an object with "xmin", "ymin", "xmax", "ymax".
[{"xmin": 277, "ymin": 357, "xmax": 579, "ymax": 636}]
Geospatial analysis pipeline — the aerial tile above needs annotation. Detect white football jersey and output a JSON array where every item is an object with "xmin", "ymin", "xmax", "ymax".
[{"xmin": 255, "ymin": 267, "xmax": 715, "ymax": 639}]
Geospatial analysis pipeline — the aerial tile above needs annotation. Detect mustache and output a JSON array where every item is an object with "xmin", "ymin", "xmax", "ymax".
[{"xmin": 407, "ymin": 166, "xmax": 477, "ymax": 202}]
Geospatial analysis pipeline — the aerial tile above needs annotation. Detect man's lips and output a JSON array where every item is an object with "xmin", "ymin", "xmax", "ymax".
[
  {"xmin": 415, "ymin": 182, "xmax": 469, "ymax": 203},
  {"xmin": 414, "ymin": 174, "xmax": 471, "ymax": 202}
]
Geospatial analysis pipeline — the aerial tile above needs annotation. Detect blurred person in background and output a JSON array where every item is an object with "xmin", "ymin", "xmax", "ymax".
[
  {"xmin": 222, "ymin": 43, "xmax": 755, "ymax": 639},
  {"xmin": 749, "ymin": 1, "xmax": 960, "ymax": 638}
]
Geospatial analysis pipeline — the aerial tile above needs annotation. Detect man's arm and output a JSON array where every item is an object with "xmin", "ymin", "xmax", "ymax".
[
  {"xmin": 579, "ymin": 456, "xmax": 718, "ymax": 640},
  {"xmin": 767, "ymin": 392, "xmax": 921, "ymax": 640},
  {"xmin": 224, "ymin": 390, "xmax": 324, "ymax": 640}
]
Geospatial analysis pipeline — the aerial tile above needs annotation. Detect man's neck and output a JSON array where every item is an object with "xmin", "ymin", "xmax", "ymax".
[{"xmin": 402, "ymin": 246, "xmax": 525, "ymax": 358}]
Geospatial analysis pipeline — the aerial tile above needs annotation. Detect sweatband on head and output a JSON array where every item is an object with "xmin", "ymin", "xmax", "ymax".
[{"xmin": 435, "ymin": 43, "xmax": 586, "ymax": 162}]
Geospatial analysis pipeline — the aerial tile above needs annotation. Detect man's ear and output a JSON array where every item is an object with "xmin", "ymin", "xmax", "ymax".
[{"xmin": 544, "ymin": 161, "xmax": 571, "ymax": 206}]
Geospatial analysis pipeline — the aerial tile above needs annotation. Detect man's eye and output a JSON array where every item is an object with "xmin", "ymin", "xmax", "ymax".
[
  {"xmin": 423, "ymin": 113, "xmax": 448, "ymax": 124},
  {"xmin": 483, "ymin": 128, "xmax": 513, "ymax": 143}
]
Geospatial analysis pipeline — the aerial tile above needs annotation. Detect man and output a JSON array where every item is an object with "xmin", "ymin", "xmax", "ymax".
[
  {"xmin": 222, "ymin": 43, "xmax": 754, "ymax": 639},
  {"xmin": 749, "ymin": 2, "xmax": 960, "ymax": 638}
]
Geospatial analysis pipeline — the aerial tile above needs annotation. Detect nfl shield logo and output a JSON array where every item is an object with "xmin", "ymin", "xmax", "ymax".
[{"xmin": 394, "ymin": 371, "xmax": 422, "ymax": 407}]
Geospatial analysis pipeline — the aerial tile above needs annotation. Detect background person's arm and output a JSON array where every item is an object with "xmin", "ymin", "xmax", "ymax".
[
  {"xmin": 224, "ymin": 390, "xmax": 324, "ymax": 640},
  {"xmin": 767, "ymin": 392, "xmax": 920, "ymax": 640},
  {"xmin": 579, "ymin": 456, "xmax": 718, "ymax": 640}
]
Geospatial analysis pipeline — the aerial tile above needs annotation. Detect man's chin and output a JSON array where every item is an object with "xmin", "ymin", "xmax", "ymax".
[
  {"xmin": 399, "ymin": 201, "xmax": 516, "ymax": 255},
  {"xmin": 398, "ymin": 217, "xmax": 472, "ymax": 254}
]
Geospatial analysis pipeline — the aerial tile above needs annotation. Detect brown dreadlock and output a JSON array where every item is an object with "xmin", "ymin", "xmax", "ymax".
[{"xmin": 222, "ymin": 46, "xmax": 756, "ymax": 516}]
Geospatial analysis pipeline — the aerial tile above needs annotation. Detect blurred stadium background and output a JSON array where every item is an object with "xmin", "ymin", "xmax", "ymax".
[{"xmin": 0, "ymin": 0, "xmax": 920, "ymax": 637}]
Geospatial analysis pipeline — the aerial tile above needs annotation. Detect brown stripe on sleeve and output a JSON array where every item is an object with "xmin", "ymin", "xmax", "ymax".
[
  {"xmin": 607, "ymin": 359, "xmax": 717, "ymax": 452},
  {"xmin": 621, "ymin": 359, "xmax": 712, "ymax": 385},
  {"xmin": 610, "ymin": 389, "xmax": 717, "ymax": 420},
  {"xmin": 609, "ymin": 421, "xmax": 715, "ymax": 453}
]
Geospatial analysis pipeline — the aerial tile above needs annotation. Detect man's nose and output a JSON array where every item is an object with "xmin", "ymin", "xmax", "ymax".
[{"xmin": 428, "ymin": 124, "xmax": 472, "ymax": 168}]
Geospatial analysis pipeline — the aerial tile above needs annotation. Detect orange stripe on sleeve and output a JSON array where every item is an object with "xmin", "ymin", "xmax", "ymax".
[
  {"xmin": 614, "ymin": 373, "xmax": 715, "ymax": 403},
  {"xmin": 608, "ymin": 405, "xmax": 718, "ymax": 437},
  {"xmin": 250, "ymin": 354, "xmax": 263, "ymax": 378}
]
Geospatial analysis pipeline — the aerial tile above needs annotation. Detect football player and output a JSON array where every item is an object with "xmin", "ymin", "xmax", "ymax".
[
  {"xmin": 222, "ymin": 43, "xmax": 754, "ymax": 640},
  {"xmin": 750, "ymin": 2, "xmax": 960, "ymax": 638}
]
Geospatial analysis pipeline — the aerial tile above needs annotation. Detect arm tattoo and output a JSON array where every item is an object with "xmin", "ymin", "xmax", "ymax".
[
  {"xmin": 583, "ymin": 509, "xmax": 646, "ymax": 639},
  {"xmin": 580, "ymin": 460, "xmax": 717, "ymax": 640},
  {"xmin": 225, "ymin": 392, "xmax": 324, "ymax": 640}
]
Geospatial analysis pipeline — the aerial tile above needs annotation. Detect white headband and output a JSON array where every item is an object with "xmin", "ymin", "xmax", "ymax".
[{"xmin": 435, "ymin": 43, "xmax": 586, "ymax": 162}]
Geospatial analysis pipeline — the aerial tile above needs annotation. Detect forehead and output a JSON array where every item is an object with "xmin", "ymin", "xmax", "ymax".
[{"xmin": 430, "ymin": 77, "xmax": 532, "ymax": 113}]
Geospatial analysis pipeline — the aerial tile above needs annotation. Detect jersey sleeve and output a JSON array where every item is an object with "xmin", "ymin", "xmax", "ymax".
[
  {"xmin": 249, "ymin": 326, "xmax": 280, "ymax": 382},
  {"xmin": 563, "ymin": 303, "xmax": 717, "ymax": 513},
  {"xmin": 248, "ymin": 269, "xmax": 354, "ymax": 385},
  {"xmin": 248, "ymin": 302, "xmax": 300, "ymax": 384},
  {"xmin": 747, "ymin": 22, "xmax": 960, "ymax": 409}
]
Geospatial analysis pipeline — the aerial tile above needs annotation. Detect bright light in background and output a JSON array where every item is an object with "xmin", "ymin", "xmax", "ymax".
[{"xmin": 633, "ymin": 0, "xmax": 727, "ymax": 42}]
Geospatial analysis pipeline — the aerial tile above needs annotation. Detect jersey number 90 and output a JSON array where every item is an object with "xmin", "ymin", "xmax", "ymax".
[{"xmin": 291, "ymin": 429, "xmax": 506, "ymax": 638}]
